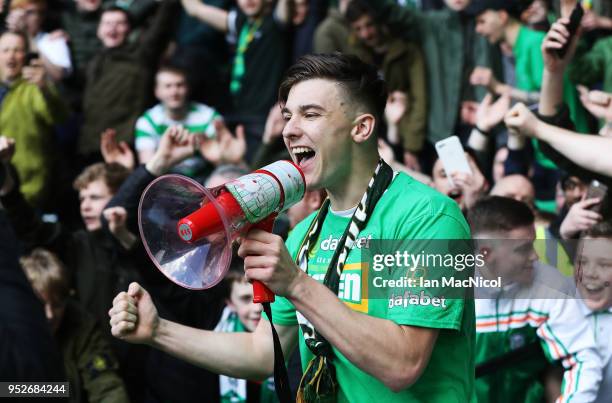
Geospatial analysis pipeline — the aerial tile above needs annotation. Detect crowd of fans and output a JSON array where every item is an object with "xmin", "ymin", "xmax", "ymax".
[{"xmin": 1, "ymin": 0, "xmax": 612, "ymax": 401}]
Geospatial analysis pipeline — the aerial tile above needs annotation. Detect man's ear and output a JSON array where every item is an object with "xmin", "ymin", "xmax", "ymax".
[
  {"xmin": 479, "ymin": 245, "xmax": 494, "ymax": 265},
  {"xmin": 225, "ymin": 298, "xmax": 236, "ymax": 312},
  {"xmin": 350, "ymin": 113, "xmax": 376, "ymax": 144}
]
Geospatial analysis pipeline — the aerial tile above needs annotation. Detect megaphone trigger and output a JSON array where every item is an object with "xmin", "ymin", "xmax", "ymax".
[{"xmin": 251, "ymin": 215, "xmax": 277, "ymax": 303}]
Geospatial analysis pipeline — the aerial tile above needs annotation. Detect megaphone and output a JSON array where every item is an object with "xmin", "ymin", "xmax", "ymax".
[{"xmin": 138, "ymin": 161, "xmax": 305, "ymax": 302}]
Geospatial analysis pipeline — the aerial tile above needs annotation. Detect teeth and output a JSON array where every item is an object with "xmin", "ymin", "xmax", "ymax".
[
  {"xmin": 292, "ymin": 146, "xmax": 314, "ymax": 155},
  {"xmin": 584, "ymin": 284, "xmax": 604, "ymax": 292}
]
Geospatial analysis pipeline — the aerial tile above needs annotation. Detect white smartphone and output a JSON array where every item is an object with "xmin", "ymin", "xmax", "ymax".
[{"xmin": 435, "ymin": 136, "xmax": 471, "ymax": 187}]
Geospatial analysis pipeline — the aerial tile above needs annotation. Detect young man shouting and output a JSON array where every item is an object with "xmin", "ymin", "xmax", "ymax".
[{"xmin": 109, "ymin": 53, "xmax": 474, "ymax": 402}]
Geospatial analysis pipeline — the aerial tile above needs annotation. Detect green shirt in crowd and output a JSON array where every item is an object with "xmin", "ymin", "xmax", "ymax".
[
  {"xmin": 513, "ymin": 26, "xmax": 589, "ymax": 161},
  {"xmin": 568, "ymin": 36, "xmax": 612, "ymax": 103},
  {"xmin": 271, "ymin": 173, "xmax": 475, "ymax": 403},
  {"xmin": 0, "ymin": 78, "xmax": 67, "ymax": 207}
]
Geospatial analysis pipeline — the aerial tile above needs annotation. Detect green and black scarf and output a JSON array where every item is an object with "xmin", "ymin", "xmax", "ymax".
[{"xmin": 295, "ymin": 159, "xmax": 395, "ymax": 403}]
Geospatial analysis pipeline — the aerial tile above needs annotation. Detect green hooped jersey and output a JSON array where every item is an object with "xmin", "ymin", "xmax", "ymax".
[{"xmin": 271, "ymin": 172, "xmax": 476, "ymax": 402}]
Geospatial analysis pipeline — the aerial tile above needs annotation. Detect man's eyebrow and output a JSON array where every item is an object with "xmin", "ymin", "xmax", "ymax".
[
  {"xmin": 282, "ymin": 104, "xmax": 326, "ymax": 114},
  {"xmin": 299, "ymin": 104, "xmax": 326, "ymax": 112}
]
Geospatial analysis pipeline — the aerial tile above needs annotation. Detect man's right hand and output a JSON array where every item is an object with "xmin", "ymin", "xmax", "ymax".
[
  {"xmin": 476, "ymin": 92, "xmax": 511, "ymax": 133},
  {"xmin": 100, "ymin": 129, "xmax": 135, "ymax": 170},
  {"xmin": 541, "ymin": 17, "xmax": 580, "ymax": 74},
  {"xmin": 560, "ymin": 197, "xmax": 602, "ymax": 239},
  {"xmin": 109, "ymin": 282, "xmax": 159, "ymax": 344},
  {"xmin": 504, "ymin": 103, "xmax": 541, "ymax": 138}
]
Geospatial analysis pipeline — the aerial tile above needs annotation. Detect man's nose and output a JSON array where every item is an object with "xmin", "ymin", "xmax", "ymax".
[
  {"xmin": 581, "ymin": 261, "xmax": 598, "ymax": 279},
  {"xmin": 282, "ymin": 117, "xmax": 301, "ymax": 139}
]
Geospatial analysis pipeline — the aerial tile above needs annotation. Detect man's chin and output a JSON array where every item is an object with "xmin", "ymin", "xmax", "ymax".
[
  {"xmin": 103, "ymin": 39, "xmax": 123, "ymax": 49},
  {"xmin": 446, "ymin": 1, "xmax": 469, "ymax": 11},
  {"xmin": 583, "ymin": 295, "xmax": 612, "ymax": 312}
]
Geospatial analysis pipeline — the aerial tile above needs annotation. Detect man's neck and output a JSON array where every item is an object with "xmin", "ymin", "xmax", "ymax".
[
  {"xmin": 165, "ymin": 105, "xmax": 189, "ymax": 121},
  {"xmin": 326, "ymin": 150, "xmax": 380, "ymax": 211},
  {"xmin": 502, "ymin": 20, "xmax": 522, "ymax": 49},
  {"xmin": 246, "ymin": 11, "xmax": 264, "ymax": 23}
]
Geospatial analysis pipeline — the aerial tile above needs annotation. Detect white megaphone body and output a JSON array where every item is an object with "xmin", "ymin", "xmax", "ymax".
[{"xmin": 138, "ymin": 160, "xmax": 305, "ymax": 302}]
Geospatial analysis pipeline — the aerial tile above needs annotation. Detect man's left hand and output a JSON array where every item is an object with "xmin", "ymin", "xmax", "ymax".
[{"xmin": 237, "ymin": 229, "xmax": 306, "ymax": 298}]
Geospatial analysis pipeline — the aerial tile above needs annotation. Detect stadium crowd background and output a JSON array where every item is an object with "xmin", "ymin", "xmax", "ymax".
[{"xmin": 1, "ymin": 0, "xmax": 612, "ymax": 401}]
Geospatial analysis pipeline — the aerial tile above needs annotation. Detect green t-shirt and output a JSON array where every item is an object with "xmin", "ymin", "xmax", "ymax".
[
  {"xmin": 271, "ymin": 173, "xmax": 475, "ymax": 402},
  {"xmin": 513, "ymin": 26, "xmax": 589, "ymax": 164}
]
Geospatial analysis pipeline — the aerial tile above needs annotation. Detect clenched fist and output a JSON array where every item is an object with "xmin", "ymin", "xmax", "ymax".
[
  {"xmin": 504, "ymin": 103, "xmax": 541, "ymax": 138},
  {"xmin": 109, "ymin": 282, "xmax": 159, "ymax": 344}
]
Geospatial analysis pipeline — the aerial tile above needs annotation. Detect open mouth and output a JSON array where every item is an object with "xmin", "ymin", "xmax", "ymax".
[
  {"xmin": 292, "ymin": 146, "xmax": 316, "ymax": 167},
  {"xmin": 582, "ymin": 283, "xmax": 606, "ymax": 294},
  {"xmin": 83, "ymin": 216, "xmax": 98, "ymax": 225},
  {"xmin": 448, "ymin": 189, "xmax": 463, "ymax": 200}
]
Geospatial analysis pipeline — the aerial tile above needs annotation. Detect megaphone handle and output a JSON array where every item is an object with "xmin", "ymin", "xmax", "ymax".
[{"xmin": 252, "ymin": 216, "xmax": 276, "ymax": 303}]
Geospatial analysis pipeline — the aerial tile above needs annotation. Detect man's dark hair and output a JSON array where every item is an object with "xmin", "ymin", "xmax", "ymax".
[
  {"xmin": 278, "ymin": 53, "xmax": 387, "ymax": 127},
  {"xmin": 469, "ymin": 0, "xmax": 522, "ymax": 19},
  {"xmin": 345, "ymin": 0, "xmax": 376, "ymax": 24},
  {"xmin": 467, "ymin": 196, "xmax": 534, "ymax": 234},
  {"xmin": 583, "ymin": 220, "xmax": 612, "ymax": 238},
  {"xmin": 157, "ymin": 65, "xmax": 188, "ymax": 81},
  {"xmin": 101, "ymin": 5, "xmax": 132, "ymax": 27}
]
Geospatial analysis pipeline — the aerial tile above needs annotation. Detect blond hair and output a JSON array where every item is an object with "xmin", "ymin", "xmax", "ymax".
[
  {"xmin": 11, "ymin": 0, "xmax": 47, "ymax": 9},
  {"xmin": 73, "ymin": 162, "xmax": 130, "ymax": 193},
  {"xmin": 20, "ymin": 248, "xmax": 71, "ymax": 302}
]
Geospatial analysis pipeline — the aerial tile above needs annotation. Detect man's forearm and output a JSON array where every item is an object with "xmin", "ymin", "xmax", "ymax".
[
  {"xmin": 534, "ymin": 120, "xmax": 612, "ymax": 176},
  {"xmin": 289, "ymin": 275, "xmax": 437, "ymax": 392},
  {"xmin": 151, "ymin": 318, "xmax": 274, "ymax": 380},
  {"xmin": 182, "ymin": 0, "xmax": 229, "ymax": 32},
  {"xmin": 539, "ymin": 70, "xmax": 565, "ymax": 116}
]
